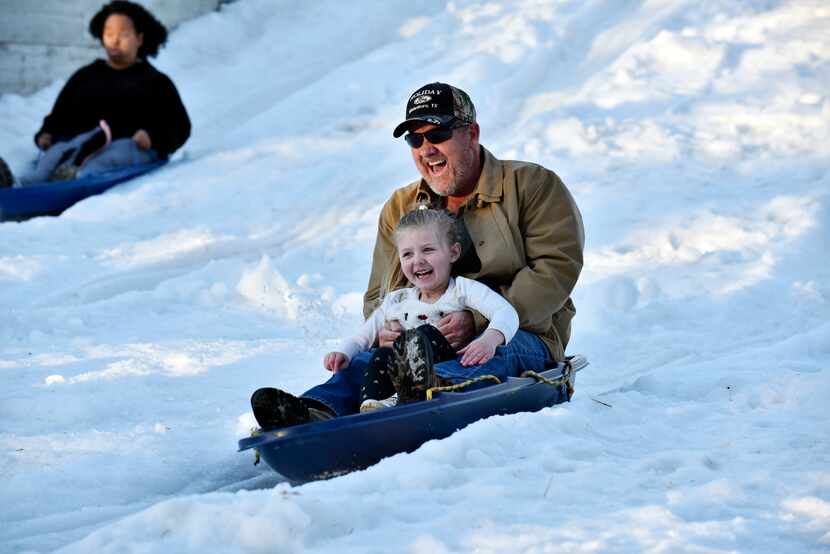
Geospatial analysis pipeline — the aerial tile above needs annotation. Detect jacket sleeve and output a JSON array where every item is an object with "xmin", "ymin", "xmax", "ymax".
[
  {"xmin": 35, "ymin": 68, "xmax": 85, "ymax": 145},
  {"xmin": 475, "ymin": 169, "xmax": 584, "ymax": 335},
  {"xmin": 513, "ymin": 170, "xmax": 583, "ymax": 333},
  {"xmin": 144, "ymin": 73, "xmax": 191, "ymax": 157}
]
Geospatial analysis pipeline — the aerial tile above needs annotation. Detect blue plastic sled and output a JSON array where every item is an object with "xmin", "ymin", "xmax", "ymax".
[
  {"xmin": 0, "ymin": 160, "xmax": 166, "ymax": 222},
  {"xmin": 239, "ymin": 355, "xmax": 588, "ymax": 484}
]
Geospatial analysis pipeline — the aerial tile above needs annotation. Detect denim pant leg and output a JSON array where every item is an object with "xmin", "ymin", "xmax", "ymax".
[
  {"xmin": 434, "ymin": 330, "xmax": 552, "ymax": 383},
  {"xmin": 301, "ymin": 351, "xmax": 371, "ymax": 416},
  {"xmin": 77, "ymin": 138, "xmax": 159, "ymax": 177},
  {"xmin": 19, "ymin": 128, "xmax": 102, "ymax": 185}
]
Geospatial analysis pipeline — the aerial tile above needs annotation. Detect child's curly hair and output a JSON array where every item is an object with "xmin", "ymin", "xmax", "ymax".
[{"xmin": 89, "ymin": 1, "xmax": 168, "ymax": 59}]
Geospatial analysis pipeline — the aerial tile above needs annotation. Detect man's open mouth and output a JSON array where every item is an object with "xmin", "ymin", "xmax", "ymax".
[{"xmin": 426, "ymin": 159, "xmax": 447, "ymax": 176}]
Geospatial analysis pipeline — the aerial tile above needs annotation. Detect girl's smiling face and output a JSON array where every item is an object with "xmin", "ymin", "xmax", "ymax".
[{"xmin": 396, "ymin": 224, "xmax": 461, "ymax": 300}]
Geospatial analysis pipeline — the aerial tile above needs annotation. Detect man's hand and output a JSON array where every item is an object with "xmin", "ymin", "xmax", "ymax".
[
  {"xmin": 437, "ymin": 310, "xmax": 476, "ymax": 350},
  {"xmin": 457, "ymin": 329, "xmax": 505, "ymax": 366},
  {"xmin": 323, "ymin": 352, "xmax": 349, "ymax": 372},
  {"xmin": 378, "ymin": 319, "xmax": 403, "ymax": 348},
  {"xmin": 36, "ymin": 133, "xmax": 53, "ymax": 150},
  {"xmin": 132, "ymin": 129, "xmax": 152, "ymax": 150}
]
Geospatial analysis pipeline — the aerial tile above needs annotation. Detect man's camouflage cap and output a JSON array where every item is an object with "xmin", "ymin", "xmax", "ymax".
[{"xmin": 393, "ymin": 82, "xmax": 476, "ymax": 138}]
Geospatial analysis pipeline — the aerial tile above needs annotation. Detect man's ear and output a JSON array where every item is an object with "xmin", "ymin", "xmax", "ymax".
[{"xmin": 468, "ymin": 122, "xmax": 480, "ymax": 144}]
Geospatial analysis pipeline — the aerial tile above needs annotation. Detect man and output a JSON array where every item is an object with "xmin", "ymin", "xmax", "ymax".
[{"xmin": 251, "ymin": 82, "xmax": 584, "ymax": 428}]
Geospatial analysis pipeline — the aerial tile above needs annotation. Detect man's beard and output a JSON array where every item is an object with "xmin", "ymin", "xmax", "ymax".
[
  {"xmin": 426, "ymin": 180, "xmax": 453, "ymax": 197},
  {"xmin": 425, "ymin": 155, "xmax": 473, "ymax": 197}
]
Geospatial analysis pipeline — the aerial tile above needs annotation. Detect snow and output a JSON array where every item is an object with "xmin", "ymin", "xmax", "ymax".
[{"xmin": 1, "ymin": 0, "xmax": 829, "ymax": 552}]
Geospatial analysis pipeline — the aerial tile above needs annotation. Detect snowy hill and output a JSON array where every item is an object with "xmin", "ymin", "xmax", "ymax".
[{"xmin": 1, "ymin": 1, "xmax": 828, "ymax": 552}]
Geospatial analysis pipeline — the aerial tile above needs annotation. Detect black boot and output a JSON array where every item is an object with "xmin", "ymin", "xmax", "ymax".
[
  {"xmin": 360, "ymin": 346, "xmax": 398, "ymax": 405},
  {"xmin": 250, "ymin": 387, "xmax": 311, "ymax": 429}
]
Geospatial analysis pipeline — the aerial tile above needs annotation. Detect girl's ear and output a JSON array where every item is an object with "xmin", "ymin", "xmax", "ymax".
[{"xmin": 450, "ymin": 242, "xmax": 461, "ymax": 263}]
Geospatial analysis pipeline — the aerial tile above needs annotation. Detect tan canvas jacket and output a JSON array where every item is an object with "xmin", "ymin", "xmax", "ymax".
[{"xmin": 364, "ymin": 147, "xmax": 584, "ymax": 361}]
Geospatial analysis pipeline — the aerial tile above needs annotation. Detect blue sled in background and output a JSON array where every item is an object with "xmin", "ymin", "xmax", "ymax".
[
  {"xmin": 0, "ymin": 160, "xmax": 166, "ymax": 222},
  {"xmin": 239, "ymin": 355, "xmax": 588, "ymax": 484}
]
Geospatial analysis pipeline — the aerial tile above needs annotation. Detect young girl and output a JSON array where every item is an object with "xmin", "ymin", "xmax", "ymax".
[{"xmin": 323, "ymin": 208, "xmax": 520, "ymax": 411}]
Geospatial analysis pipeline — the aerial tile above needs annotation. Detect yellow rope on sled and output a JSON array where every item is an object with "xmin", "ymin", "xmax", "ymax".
[
  {"xmin": 426, "ymin": 375, "xmax": 501, "ymax": 400},
  {"xmin": 521, "ymin": 360, "xmax": 575, "ymax": 400},
  {"xmin": 424, "ymin": 361, "xmax": 576, "ymax": 401}
]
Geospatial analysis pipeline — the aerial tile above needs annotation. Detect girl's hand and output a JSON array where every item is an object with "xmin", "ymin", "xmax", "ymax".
[
  {"xmin": 457, "ymin": 329, "xmax": 505, "ymax": 367},
  {"xmin": 323, "ymin": 352, "xmax": 349, "ymax": 372},
  {"xmin": 378, "ymin": 319, "xmax": 402, "ymax": 348}
]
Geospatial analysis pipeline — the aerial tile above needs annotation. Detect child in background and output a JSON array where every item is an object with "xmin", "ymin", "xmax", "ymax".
[{"xmin": 323, "ymin": 208, "xmax": 520, "ymax": 411}]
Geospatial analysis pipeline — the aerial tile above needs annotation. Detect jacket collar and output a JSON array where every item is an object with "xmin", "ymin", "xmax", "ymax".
[
  {"xmin": 474, "ymin": 147, "xmax": 503, "ymax": 204},
  {"xmin": 414, "ymin": 146, "xmax": 502, "ymax": 209}
]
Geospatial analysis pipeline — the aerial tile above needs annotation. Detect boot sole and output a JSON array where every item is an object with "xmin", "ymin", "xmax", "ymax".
[
  {"xmin": 405, "ymin": 328, "xmax": 435, "ymax": 391},
  {"xmin": 391, "ymin": 328, "xmax": 436, "ymax": 403}
]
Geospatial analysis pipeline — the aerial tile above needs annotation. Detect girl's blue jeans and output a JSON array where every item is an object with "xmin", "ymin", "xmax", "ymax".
[{"xmin": 302, "ymin": 329, "xmax": 552, "ymax": 416}]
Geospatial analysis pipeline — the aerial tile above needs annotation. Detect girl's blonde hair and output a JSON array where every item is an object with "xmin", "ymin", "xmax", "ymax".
[{"xmin": 381, "ymin": 208, "xmax": 460, "ymax": 296}]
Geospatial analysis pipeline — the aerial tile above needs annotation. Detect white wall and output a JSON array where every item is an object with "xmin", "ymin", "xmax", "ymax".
[{"xmin": 0, "ymin": 0, "xmax": 224, "ymax": 95}]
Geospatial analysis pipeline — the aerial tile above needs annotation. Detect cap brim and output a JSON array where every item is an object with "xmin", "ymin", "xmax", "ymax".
[{"xmin": 393, "ymin": 115, "xmax": 456, "ymax": 138}]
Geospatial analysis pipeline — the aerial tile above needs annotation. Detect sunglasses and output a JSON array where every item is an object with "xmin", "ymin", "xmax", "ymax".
[{"xmin": 404, "ymin": 123, "xmax": 468, "ymax": 148}]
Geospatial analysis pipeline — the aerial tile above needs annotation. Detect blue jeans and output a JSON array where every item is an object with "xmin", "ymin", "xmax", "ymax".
[
  {"xmin": 19, "ymin": 127, "xmax": 159, "ymax": 185},
  {"xmin": 302, "ymin": 330, "xmax": 552, "ymax": 416}
]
